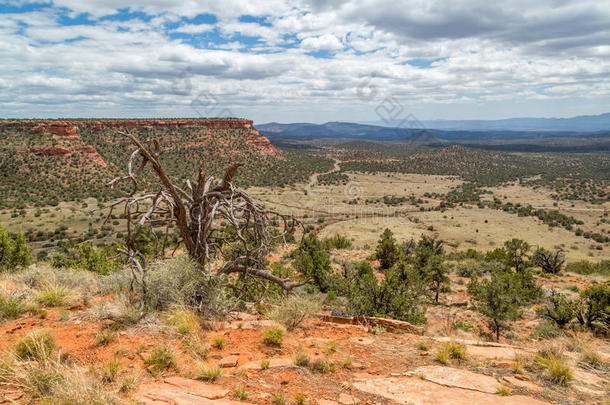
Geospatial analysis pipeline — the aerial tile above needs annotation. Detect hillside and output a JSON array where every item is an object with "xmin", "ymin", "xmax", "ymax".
[{"xmin": 0, "ymin": 119, "xmax": 329, "ymax": 208}]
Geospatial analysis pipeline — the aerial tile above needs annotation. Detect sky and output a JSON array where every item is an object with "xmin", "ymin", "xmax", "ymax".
[{"xmin": 1, "ymin": 0, "xmax": 610, "ymax": 123}]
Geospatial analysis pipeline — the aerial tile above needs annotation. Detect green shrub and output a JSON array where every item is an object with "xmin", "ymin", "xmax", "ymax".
[
  {"xmin": 346, "ymin": 261, "xmax": 427, "ymax": 325},
  {"xmin": 212, "ymin": 336, "xmax": 226, "ymax": 349},
  {"xmin": 565, "ymin": 260, "xmax": 610, "ymax": 276},
  {"xmin": 261, "ymin": 327, "xmax": 284, "ymax": 347},
  {"xmin": 375, "ymin": 228, "xmax": 400, "ymax": 269},
  {"xmin": 0, "ymin": 293, "xmax": 25, "ymax": 320},
  {"xmin": 292, "ymin": 234, "xmax": 333, "ymax": 292},
  {"xmin": 542, "ymin": 292, "xmax": 575, "ymax": 328},
  {"xmin": 144, "ymin": 347, "xmax": 176, "ymax": 375},
  {"xmin": 322, "ymin": 234, "xmax": 352, "ymax": 250},
  {"xmin": 0, "ymin": 225, "xmax": 32, "ymax": 271},
  {"xmin": 575, "ymin": 283, "xmax": 609, "ymax": 330}
]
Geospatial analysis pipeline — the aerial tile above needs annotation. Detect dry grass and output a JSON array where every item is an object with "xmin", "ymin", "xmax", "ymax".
[{"xmin": 435, "ymin": 341, "xmax": 467, "ymax": 365}]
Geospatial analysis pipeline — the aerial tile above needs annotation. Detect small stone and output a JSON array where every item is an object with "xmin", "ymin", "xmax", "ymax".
[
  {"xmin": 219, "ymin": 355, "xmax": 239, "ymax": 368},
  {"xmin": 514, "ymin": 374, "xmax": 528, "ymax": 381},
  {"xmin": 420, "ymin": 351, "xmax": 429, "ymax": 356}
]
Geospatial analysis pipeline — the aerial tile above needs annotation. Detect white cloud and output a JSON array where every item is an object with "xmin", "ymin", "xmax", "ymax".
[
  {"xmin": 300, "ymin": 34, "xmax": 343, "ymax": 51},
  {"xmin": 1, "ymin": 0, "xmax": 609, "ymax": 120}
]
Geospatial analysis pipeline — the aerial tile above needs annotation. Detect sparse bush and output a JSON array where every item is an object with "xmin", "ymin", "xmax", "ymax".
[
  {"xmin": 260, "ymin": 359, "xmax": 270, "ymax": 370},
  {"xmin": 212, "ymin": 336, "xmax": 227, "ymax": 349},
  {"xmin": 266, "ymin": 294, "xmax": 320, "ymax": 331},
  {"xmin": 346, "ymin": 261, "xmax": 427, "ymax": 325},
  {"xmin": 15, "ymin": 329, "xmax": 56, "ymax": 361},
  {"xmin": 146, "ymin": 258, "xmax": 236, "ymax": 316},
  {"xmin": 322, "ymin": 234, "xmax": 352, "ymax": 250},
  {"xmin": 497, "ymin": 386, "xmax": 512, "ymax": 396},
  {"xmin": 565, "ymin": 260, "xmax": 610, "ymax": 277},
  {"xmin": 468, "ymin": 270, "xmax": 524, "ymax": 341},
  {"xmin": 294, "ymin": 350, "xmax": 310, "ymax": 367},
  {"xmin": 415, "ymin": 340, "xmax": 431, "ymax": 351},
  {"xmin": 535, "ymin": 352, "xmax": 572, "ymax": 385},
  {"xmin": 0, "ymin": 293, "xmax": 25, "ymax": 320},
  {"xmin": 262, "ymin": 327, "xmax": 284, "ymax": 347},
  {"xmin": 144, "ymin": 347, "xmax": 177, "ymax": 375},
  {"xmin": 101, "ymin": 359, "xmax": 121, "ymax": 383},
  {"xmin": 534, "ymin": 320, "xmax": 564, "ymax": 339},
  {"xmin": 325, "ymin": 340, "xmax": 337, "ymax": 354},
  {"xmin": 234, "ymin": 385, "xmax": 249, "ymax": 401},
  {"xmin": 271, "ymin": 391, "xmax": 286, "ymax": 405},
  {"xmin": 436, "ymin": 341, "xmax": 467, "ymax": 364},
  {"xmin": 310, "ymin": 358, "xmax": 333, "ymax": 373},
  {"xmin": 36, "ymin": 286, "xmax": 70, "ymax": 307},
  {"xmin": 95, "ymin": 331, "xmax": 116, "ymax": 346},
  {"xmin": 167, "ymin": 309, "xmax": 201, "ymax": 336}
]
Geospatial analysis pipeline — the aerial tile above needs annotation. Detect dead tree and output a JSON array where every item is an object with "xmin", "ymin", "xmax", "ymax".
[
  {"xmin": 532, "ymin": 247, "xmax": 565, "ymax": 274},
  {"xmin": 106, "ymin": 131, "xmax": 307, "ymax": 306}
]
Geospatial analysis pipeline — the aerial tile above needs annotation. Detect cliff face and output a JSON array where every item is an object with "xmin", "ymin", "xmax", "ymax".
[{"xmin": 1, "ymin": 119, "xmax": 274, "ymax": 157}]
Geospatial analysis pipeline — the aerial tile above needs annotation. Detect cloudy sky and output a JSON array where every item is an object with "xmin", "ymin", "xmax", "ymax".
[{"xmin": 1, "ymin": 0, "xmax": 610, "ymax": 123}]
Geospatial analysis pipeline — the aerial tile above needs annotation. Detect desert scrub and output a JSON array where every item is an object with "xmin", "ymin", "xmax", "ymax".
[
  {"xmin": 262, "ymin": 327, "xmax": 284, "ymax": 347},
  {"xmin": 535, "ymin": 349, "xmax": 573, "ymax": 385},
  {"xmin": 119, "ymin": 376, "xmax": 137, "ymax": 393},
  {"xmin": 15, "ymin": 329, "xmax": 56, "ymax": 360},
  {"xmin": 435, "ymin": 341, "xmax": 467, "ymax": 364},
  {"xmin": 101, "ymin": 359, "xmax": 121, "ymax": 383},
  {"xmin": 144, "ymin": 347, "xmax": 177, "ymax": 375},
  {"xmin": 234, "ymin": 385, "xmax": 249, "ymax": 401},
  {"xmin": 325, "ymin": 340, "xmax": 337, "ymax": 354},
  {"xmin": 95, "ymin": 331, "xmax": 116, "ymax": 346},
  {"xmin": 294, "ymin": 392, "xmax": 306, "ymax": 405},
  {"xmin": 496, "ymin": 386, "xmax": 512, "ymax": 396},
  {"xmin": 260, "ymin": 359, "xmax": 270, "ymax": 370},
  {"xmin": 0, "ymin": 293, "xmax": 25, "ymax": 320},
  {"xmin": 415, "ymin": 340, "xmax": 431, "ymax": 351},
  {"xmin": 310, "ymin": 358, "xmax": 334, "ymax": 373},
  {"xmin": 36, "ymin": 286, "xmax": 70, "ymax": 307},
  {"xmin": 197, "ymin": 363, "xmax": 222, "ymax": 382},
  {"xmin": 271, "ymin": 391, "xmax": 286, "ymax": 405},
  {"xmin": 166, "ymin": 309, "xmax": 201, "ymax": 336},
  {"xmin": 212, "ymin": 336, "xmax": 227, "ymax": 349},
  {"xmin": 294, "ymin": 350, "xmax": 310, "ymax": 367},
  {"xmin": 266, "ymin": 294, "xmax": 320, "ymax": 331}
]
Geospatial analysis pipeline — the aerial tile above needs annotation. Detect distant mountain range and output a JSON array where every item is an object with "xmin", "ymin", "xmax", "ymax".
[
  {"xmin": 258, "ymin": 113, "xmax": 610, "ymax": 141},
  {"xmin": 364, "ymin": 113, "xmax": 610, "ymax": 132},
  {"xmin": 257, "ymin": 119, "xmax": 610, "ymax": 144}
]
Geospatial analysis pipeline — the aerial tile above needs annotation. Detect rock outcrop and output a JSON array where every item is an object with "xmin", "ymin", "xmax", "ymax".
[{"xmin": 1, "ymin": 119, "xmax": 275, "ymax": 157}]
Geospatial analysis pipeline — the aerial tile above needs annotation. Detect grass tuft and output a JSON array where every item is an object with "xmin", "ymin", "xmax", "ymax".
[
  {"xmin": 197, "ymin": 363, "xmax": 222, "ymax": 382},
  {"xmin": 144, "ymin": 346, "xmax": 177, "ymax": 376},
  {"xmin": 435, "ymin": 341, "xmax": 467, "ymax": 364},
  {"xmin": 15, "ymin": 329, "xmax": 56, "ymax": 361},
  {"xmin": 261, "ymin": 327, "xmax": 284, "ymax": 347},
  {"xmin": 36, "ymin": 286, "xmax": 70, "ymax": 307}
]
